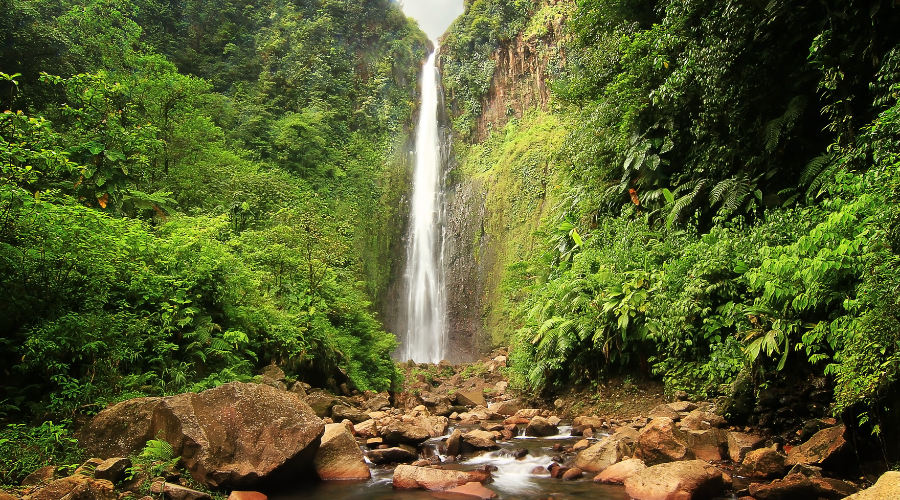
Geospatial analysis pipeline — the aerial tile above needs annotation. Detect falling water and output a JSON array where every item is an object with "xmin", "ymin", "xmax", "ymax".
[{"xmin": 402, "ymin": 50, "xmax": 447, "ymax": 364}]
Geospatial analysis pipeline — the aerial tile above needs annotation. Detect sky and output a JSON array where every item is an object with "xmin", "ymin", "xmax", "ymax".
[{"xmin": 400, "ymin": 0, "xmax": 465, "ymax": 41}]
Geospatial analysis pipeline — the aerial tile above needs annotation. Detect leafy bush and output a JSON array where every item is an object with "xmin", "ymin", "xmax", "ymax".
[{"xmin": 0, "ymin": 421, "xmax": 82, "ymax": 486}]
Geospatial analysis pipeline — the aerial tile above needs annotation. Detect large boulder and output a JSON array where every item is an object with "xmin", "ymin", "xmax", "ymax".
[
  {"xmin": 845, "ymin": 471, "xmax": 900, "ymax": 500},
  {"xmin": 392, "ymin": 465, "xmax": 490, "ymax": 491},
  {"xmin": 727, "ymin": 432, "xmax": 765, "ymax": 463},
  {"xmin": 367, "ymin": 445, "xmax": 418, "ymax": 465},
  {"xmin": 740, "ymin": 445, "xmax": 786, "ymax": 479},
  {"xmin": 573, "ymin": 434, "xmax": 635, "ymax": 472},
  {"xmin": 594, "ymin": 459, "xmax": 647, "ymax": 485},
  {"xmin": 446, "ymin": 429, "xmax": 462, "ymax": 456},
  {"xmin": 94, "ymin": 458, "xmax": 131, "ymax": 484},
  {"xmin": 381, "ymin": 421, "xmax": 431, "ymax": 446},
  {"xmin": 573, "ymin": 416, "xmax": 605, "ymax": 429},
  {"xmin": 685, "ymin": 429, "xmax": 727, "ymax": 462},
  {"xmin": 637, "ymin": 417, "xmax": 694, "ymax": 465},
  {"xmin": 524, "ymin": 416, "xmax": 558, "ymax": 437},
  {"xmin": 75, "ymin": 382, "xmax": 325, "ymax": 489},
  {"xmin": 786, "ymin": 425, "xmax": 850, "ymax": 469},
  {"xmin": 748, "ymin": 473, "xmax": 818, "ymax": 500},
  {"xmin": 680, "ymin": 409, "xmax": 726, "ymax": 431},
  {"xmin": 363, "ymin": 394, "xmax": 391, "ymax": 412},
  {"xmin": 313, "ymin": 424, "xmax": 370, "ymax": 480},
  {"xmin": 455, "ymin": 390, "xmax": 486, "ymax": 407},
  {"xmin": 648, "ymin": 405, "xmax": 680, "ymax": 420},
  {"xmin": 461, "ymin": 430, "xmax": 499, "ymax": 453},
  {"xmin": 21, "ymin": 467, "xmax": 57, "ymax": 486},
  {"xmin": 304, "ymin": 391, "xmax": 340, "ymax": 418},
  {"xmin": 487, "ymin": 401, "xmax": 519, "ymax": 417},
  {"xmin": 28, "ymin": 475, "xmax": 116, "ymax": 500},
  {"xmin": 414, "ymin": 416, "xmax": 450, "ymax": 438},
  {"xmin": 331, "ymin": 405, "xmax": 369, "ymax": 425},
  {"xmin": 624, "ymin": 460, "xmax": 725, "ymax": 500}
]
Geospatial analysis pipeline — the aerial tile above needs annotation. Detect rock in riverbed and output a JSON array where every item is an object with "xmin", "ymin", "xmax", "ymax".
[{"xmin": 75, "ymin": 382, "xmax": 324, "ymax": 489}]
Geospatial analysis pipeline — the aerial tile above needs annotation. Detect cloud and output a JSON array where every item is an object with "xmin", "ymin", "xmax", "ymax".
[{"xmin": 400, "ymin": 0, "xmax": 465, "ymax": 41}]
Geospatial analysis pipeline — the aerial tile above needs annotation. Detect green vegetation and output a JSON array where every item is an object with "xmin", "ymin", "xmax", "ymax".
[
  {"xmin": 442, "ymin": 0, "xmax": 900, "ymax": 436},
  {"xmin": 0, "ymin": 0, "xmax": 430, "ymax": 442},
  {"xmin": 0, "ymin": 422, "xmax": 82, "ymax": 486}
]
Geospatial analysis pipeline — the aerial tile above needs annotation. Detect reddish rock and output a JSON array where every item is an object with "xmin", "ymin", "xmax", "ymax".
[
  {"xmin": 226, "ymin": 492, "xmax": 267, "ymax": 500},
  {"xmin": 562, "ymin": 468, "xmax": 584, "ymax": 480},
  {"xmin": 573, "ymin": 434, "xmax": 635, "ymax": 472},
  {"xmin": 748, "ymin": 473, "xmax": 818, "ymax": 500},
  {"xmin": 636, "ymin": 417, "xmax": 694, "ymax": 465},
  {"xmin": 524, "ymin": 416, "xmax": 558, "ymax": 437},
  {"xmin": 548, "ymin": 463, "xmax": 570, "ymax": 479},
  {"xmin": 381, "ymin": 421, "xmax": 431, "ymax": 446},
  {"xmin": 810, "ymin": 477, "xmax": 858, "ymax": 500},
  {"xmin": 21, "ymin": 466, "xmax": 56, "ymax": 486},
  {"xmin": 594, "ymin": 459, "xmax": 647, "ymax": 485},
  {"xmin": 367, "ymin": 445, "xmax": 418, "ymax": 464},
  {"xmin": 446, "ymin": 429, "xmax": 462, "ymax": 456},
  {"xmin": 573, "ymin": 416, "xmax": 605, "ymax": 429},
  {"xmin": 150, "ymin": 482, "xmax": 211, "ymax": 500},
  {"xmin": 28, "ymin": 475, "xmax": 115, "ymax": 500},
  {"xmin": 455, "ymin": 390, "xmax": 486, "ymax": 407},
  {"xmin": 354, "ymin": 419, "xmax": 378, "ymax": 439},
  {"xmin": 786, "ymin": 425, "xmax": 849, "ymax": 469},
  {"xmin": 503, "ymin": 416, "xmax": 530, "ymax": 425},
  {"xmin": 666, "ymin": 402, "xmax": 698, "ymax": 413},
  {"xmin": 392, "ymin": 465, "xmax": 490, "ymax": 491},
  {"xmin": 314, "ymin": 423, "xmax": 371, "ymax": 480},
  {"xmin": 680, "ymin": 409, "xmax": 726, "ymax": 431},
  {"xmin": 572, "ymin": 439, "xmax": 590, "ymax": 451},
  {"xmin": 94, "ymin": 458, "xmax": 130, "ymax": 484},
  {"xmin": 648, "ymin": 405, "xmax": 680, "ymax": 420},
  {"xmin": 624, "ymin": 460, "xmax": 725, "ymax": 500},
  {"xmin": 75, "ymin": 382, "xmax": 324, "ymax": 489},
  {"xmin": 514, "ymin": 409, "xmax": 542, "ymax": 419},
  {"xmin": 461, "ymin": 430, "xmax": 499, "ymax": 451},
  {"xmin": 727, "ymin": 432, "xmax": 765, "ymax": 463},
  {"xmin": 740, "ymin": 445, "xmax": 786, "ymax": 479},
  {"xmin": 686, "ymin": 429, "xmax": 728, "ymax": 462},
  {"xmin": 487, "ymin": 401, "xmax": 519, "ymax": 416},
  {"xmin": 436, "ymin": 482, "xmax": 498, "ymax": 499}
]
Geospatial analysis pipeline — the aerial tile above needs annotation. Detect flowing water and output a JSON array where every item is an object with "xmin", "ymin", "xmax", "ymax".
[
  {"xmin": 270, "ymin": 422, "xmax": 631, "ymax": 500},
  {"xmin": 401, "ymin": 51, "xmax": 448, "ymax": 364}
]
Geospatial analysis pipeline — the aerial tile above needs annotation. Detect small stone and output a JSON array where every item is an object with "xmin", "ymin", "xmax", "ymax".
[
  {"xmin": 94, "ymin": 458, "xmax": 131, "ymax": 484},
  {"xmin": 561, "ymin": 468, "xmax": 584, "ymax": 481}
]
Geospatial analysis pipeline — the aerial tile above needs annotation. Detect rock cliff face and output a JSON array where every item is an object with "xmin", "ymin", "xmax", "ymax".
[
  {"xmin": 438, "ymin": 1, "xmax": 569, "ymax": 359},
  {"xmin": 441, "ymin": 1, "xmax": 567, "ymax": 143}
]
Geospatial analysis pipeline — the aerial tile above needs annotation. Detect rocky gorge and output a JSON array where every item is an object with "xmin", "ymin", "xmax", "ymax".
[{"xmin": 2, "ymin": 357, "xmax": 896, "ymax": 500}]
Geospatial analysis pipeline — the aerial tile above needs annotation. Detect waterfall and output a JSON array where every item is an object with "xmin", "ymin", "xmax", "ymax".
[{"xmin": 402, "ymin": 51, "xmax": 447, "ymax": 363}]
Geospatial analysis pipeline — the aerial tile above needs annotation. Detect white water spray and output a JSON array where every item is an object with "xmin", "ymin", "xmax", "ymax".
[{"xmin": 402, "ymin": 51, "xmax": 447, "ymax": 363}]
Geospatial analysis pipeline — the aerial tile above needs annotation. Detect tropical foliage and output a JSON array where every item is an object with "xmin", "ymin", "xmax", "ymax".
[{"xmin": 0, "ymin": 0, "xmax": 430, "ymax": 438}]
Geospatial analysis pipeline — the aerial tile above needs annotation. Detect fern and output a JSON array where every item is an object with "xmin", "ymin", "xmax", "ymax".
[{"xmin": 666, "ymin": 179, "xmax": 707, "ymax": 226}]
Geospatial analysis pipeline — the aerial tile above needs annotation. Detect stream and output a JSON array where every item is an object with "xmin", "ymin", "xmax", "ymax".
[{"xmin": 271, "ymin": 422, "xmax": 631, "ymax": 500}]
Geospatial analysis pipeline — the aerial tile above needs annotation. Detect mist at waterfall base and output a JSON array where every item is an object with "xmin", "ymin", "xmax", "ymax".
[{"xmin": 400, "ymin": 51, "xmax": 449, "ymax": 364}]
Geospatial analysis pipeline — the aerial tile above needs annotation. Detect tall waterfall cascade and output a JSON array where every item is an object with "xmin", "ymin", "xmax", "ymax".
[{"xmin": 401, "ymin": 51, "xmax": 448, "ymax": 363}]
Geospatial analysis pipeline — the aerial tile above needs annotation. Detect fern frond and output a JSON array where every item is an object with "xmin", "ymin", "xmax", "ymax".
[
  {"xmin": 800, "ymin": 154, "xmax": 832, "ymax": 186},
  {"xmin": 763, "ymin": 117, "xmax": 784, "ymax": 152}
]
